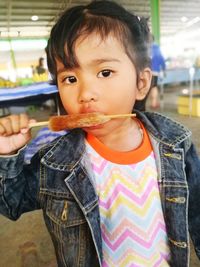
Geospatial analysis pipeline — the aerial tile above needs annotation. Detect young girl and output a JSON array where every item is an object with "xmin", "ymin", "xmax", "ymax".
[{"xmin": 0, "ymin": 1, "xmax": 200, "ymax": 266}]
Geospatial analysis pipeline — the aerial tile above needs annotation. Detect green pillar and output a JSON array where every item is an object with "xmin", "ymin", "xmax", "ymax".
[
  {"xmin": 150, "ymin": 0, "xmax": 160, "ymax": 44},
  {"xmin": 8, "ymin": 38, "xmax": 17, "ymax": 70}
]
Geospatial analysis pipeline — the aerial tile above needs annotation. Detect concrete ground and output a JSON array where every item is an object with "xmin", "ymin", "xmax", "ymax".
[{"xmin": 0, "ymin": 85, "xmax": 199, "ymax": 266}]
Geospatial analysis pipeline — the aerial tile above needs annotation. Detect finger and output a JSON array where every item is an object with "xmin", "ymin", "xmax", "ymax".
[
  {"xmin": 19, "ymin": 113, "xmax": 30, "ymax": 130},
  {"xmin": 0, "ymin": 123, "xmax": 6, "ymax": 135},
  {"xmin": 0, "ymin": 117, "xmax": 13, "ymax": 136},
  {"xmin": 9, "ymin": 114, "xmax": 21, "ymax": 134},
  {"xmin": 20, "ymin": 128, "xmax": 29, "ymax": 134},
  {"xmin": 29, "ymin": 119, "xmax": 37, "ymax": 125}
]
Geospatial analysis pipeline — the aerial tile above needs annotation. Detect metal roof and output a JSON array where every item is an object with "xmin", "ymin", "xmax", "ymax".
[{"xmin": 0, "ymin": 0, "xmax": 200, "ymax": 39}]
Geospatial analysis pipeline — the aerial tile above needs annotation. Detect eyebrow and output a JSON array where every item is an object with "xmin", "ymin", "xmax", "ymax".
[
  {"xmin": 57, "ymin": 67, "xmax": 70, "ymax": 75},
  {"xmin": 90, "ymin": 58, "xmax": 121, "ymax": 65}
]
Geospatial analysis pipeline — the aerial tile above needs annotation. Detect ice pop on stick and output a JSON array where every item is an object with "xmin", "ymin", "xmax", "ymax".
[
  {"xmin": 49, "ymin": 113, "xmax": 111, "ymax": 131},
  {"xmin": 49, "ymin": 113, "xmax": 136, "ymax": 131},
  {"xmin": 29, "ymin": 112, "xmax": 136, "ymax": 131}
]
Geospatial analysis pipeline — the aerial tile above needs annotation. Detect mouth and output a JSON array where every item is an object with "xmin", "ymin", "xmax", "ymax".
[
  {"xmin": 79, "ymin": 110, "xmax": 108, "ymax": 129},
  {"xmin": 80, "ymin": 107, "xmax": 102, "ymax": 114}
]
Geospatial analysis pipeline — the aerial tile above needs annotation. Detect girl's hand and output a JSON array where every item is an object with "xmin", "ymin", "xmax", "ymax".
[{"xmin": 0, "ymin": 114, "xmax": 33, "ymax": 155}]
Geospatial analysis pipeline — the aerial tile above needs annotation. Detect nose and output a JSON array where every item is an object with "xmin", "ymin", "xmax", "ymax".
[{"xmin": 78, "ymin": 83, "xmax": 98, "ymax": 103}]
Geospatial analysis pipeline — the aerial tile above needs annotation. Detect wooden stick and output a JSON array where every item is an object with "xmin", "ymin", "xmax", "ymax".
[
  {"xmin": 29, "ymin": 121, "xmax": 49, "ymax": 128},
  {"xmin": 106, "ymin": 114, "xmax": 136, "ymax": 119}
]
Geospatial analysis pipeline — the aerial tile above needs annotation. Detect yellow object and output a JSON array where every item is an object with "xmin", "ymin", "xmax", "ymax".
[
  {"xmin": 32, "ymin": 73, "xmax": 48, "ymax": 82},
  {"xmin": 177, "ymin": 95, "xmax": 200, "ymax": 117}
]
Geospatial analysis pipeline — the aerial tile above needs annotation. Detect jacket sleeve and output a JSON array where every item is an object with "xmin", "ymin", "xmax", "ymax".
[
  {"xmin": 186, "ymin": 142, "xmax": 200, "ymax": 259},
  {"xmin": 0, "ymin": 148, "xmax": 41, "ymax": 221}
]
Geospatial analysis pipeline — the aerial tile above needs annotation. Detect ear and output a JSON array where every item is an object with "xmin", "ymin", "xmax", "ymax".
[{"xmin": 136, "ymin": 68, "xmax": 152, "ymax": 100}]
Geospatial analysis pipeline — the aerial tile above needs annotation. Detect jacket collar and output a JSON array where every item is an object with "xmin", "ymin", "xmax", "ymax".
[{"xmin": 134, "ymin": 110, "xmax": 192, "ymax": 147}]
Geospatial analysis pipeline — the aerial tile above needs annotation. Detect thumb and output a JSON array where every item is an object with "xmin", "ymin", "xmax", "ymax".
[{"xmin": 11, "ymin": 131, "xmax": 32, "ymax": 151}]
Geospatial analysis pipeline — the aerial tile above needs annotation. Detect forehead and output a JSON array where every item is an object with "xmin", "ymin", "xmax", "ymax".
[{"xmin": 74, "ymin": 32, "xmax": 125, "ymax": 55}]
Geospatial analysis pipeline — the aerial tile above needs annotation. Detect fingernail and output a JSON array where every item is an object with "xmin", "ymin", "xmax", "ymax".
[
  {"xmin": 21, "ymin": 128, "xmax": 29, "ymax": 134},
  {"xmin": 29, "ymin": 119, "xmax": 36, "ymax": 124}
]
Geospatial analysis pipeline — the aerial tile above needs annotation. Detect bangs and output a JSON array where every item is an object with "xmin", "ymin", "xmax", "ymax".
[{"xmin": 65, "ymin": 15, "xmax": 130, "ymax": 67}]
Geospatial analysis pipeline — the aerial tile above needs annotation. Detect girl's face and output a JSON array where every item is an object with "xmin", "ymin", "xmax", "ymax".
[{"xmin": 56, "ymin": 33, "xmax": 151, "ymax": 136}]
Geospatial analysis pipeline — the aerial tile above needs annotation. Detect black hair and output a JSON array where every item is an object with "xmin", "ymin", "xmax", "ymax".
[
  {"xmin": 38, "ymin": 57, "xmax": 44, "ymax": 66},
  {"xmin": 46, "ymin": 0, "xmax": 150, "ymax": 85}
]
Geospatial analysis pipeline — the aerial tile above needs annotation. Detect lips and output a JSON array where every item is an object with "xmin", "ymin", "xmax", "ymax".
[{"xmin": 80, "ymin": 107, "xmax": 104, "ymax": 115}]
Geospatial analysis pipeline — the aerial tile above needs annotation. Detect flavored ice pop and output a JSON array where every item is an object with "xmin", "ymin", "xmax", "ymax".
[{"xmin": 29, "ymin": 113, "xmax": 136, "ymax": 131}]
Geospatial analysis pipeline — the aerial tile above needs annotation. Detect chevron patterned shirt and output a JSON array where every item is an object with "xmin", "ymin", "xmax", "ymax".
[{"xmin": 85, "ymin": 122, "xmax": 170, "ymax": 267}]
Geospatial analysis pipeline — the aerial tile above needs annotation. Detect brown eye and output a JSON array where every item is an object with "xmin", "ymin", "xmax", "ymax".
[
  {"xmin": 98, "ymin": 69, "xmax": 113, "ymax": 78},
  {"xmin": 64, "ymin": 76, "xmax": 77, "ymax": 84}
]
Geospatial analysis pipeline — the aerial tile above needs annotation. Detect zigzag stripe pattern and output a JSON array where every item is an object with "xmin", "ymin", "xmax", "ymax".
[{"xmin": 86, "ymin": 143, "xmax": 170, "ymax": 266}]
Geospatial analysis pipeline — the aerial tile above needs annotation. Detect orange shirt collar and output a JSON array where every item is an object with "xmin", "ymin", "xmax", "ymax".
[{"xmin": 86, "ymin": 119, "xmax": 152, "ymax": 165}]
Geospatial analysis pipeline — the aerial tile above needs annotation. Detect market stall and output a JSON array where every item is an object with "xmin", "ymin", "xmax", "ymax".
[{"xmin": 0, "ymin": 82, "xmax": 59, "ymax": 116}]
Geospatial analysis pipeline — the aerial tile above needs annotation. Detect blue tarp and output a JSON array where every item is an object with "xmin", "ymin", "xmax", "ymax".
[
  {"xmin": 159, "ymin": 68, "xmax": 200, "ymax": 85},
  {"xmin": 0, "ymin": 82, "xmax": 58, "ymax": 102}
]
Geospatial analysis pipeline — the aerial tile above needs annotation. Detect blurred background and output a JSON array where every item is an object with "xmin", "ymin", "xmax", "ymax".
[
  {"xmin": 0, "ymin": 0, "xmax": 200, "ymax": 266},
  {"xmin": 1, "ymin": 0, "xmax": 200, "ymax": 85}
]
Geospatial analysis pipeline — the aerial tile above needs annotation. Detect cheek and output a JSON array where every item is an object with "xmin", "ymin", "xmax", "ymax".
[
  {"xmin": 112, "ymin": 76, "xmax": 137, "ymax": 99},
  {"xmin": 106, "ymin": 90, "xmax": 136, "ymax": 113},
  {"xmin": 58, "ymin": 89, "xmax": 78, "ymax": 113}
]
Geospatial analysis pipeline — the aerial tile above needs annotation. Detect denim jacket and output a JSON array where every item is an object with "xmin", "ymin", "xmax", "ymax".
[{"xmin": 0, "ymin": 111, "xmax": 200, "ymax": 267}]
